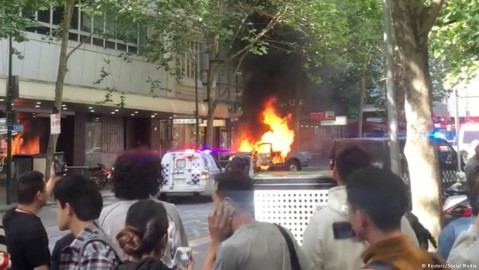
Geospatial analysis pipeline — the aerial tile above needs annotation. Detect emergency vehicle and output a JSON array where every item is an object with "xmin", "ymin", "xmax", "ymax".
[{"xmin": 160, "ymin": 149, "xmax": 222, "ymax": 197}]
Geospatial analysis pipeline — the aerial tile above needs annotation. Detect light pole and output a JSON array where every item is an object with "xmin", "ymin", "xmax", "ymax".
[
  {"xmin": 382, "ymin": 0, "xmax": 400, "ymax": 175},
  {"xmin": 5, "ymin": 35, "xmax": 14, "ymax": 204}
]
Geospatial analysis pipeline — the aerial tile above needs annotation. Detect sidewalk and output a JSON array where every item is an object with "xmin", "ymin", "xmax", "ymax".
[{"xmin": 0, "ymin": 189, "xmax": 115, "ymax": 214}]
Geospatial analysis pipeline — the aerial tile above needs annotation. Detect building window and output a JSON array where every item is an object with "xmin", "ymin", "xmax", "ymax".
[
  {"xmin": 28, "ymin": 6, "xmax": 147, "ymax": 55},
  {"xmin": 176, "ymin": 42, "xmax": 200, "ymax": 78}
]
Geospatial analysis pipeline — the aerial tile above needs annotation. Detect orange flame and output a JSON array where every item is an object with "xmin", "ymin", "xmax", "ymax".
[
  {"xmin": 12, "ymin": 133, "xmax": 40, "ymax": 155},
  {"xmin": 236, "ymin": 98, "xmax": 295, "ymax": 163}
]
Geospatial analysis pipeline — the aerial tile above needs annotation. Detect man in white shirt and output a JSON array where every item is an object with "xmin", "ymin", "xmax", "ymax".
[{"xmin": 302, "ymin": 143, "xmax": 419, "ymax": 270}]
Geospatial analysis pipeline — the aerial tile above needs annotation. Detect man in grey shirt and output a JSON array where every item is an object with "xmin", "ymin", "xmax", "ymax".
[{"xmin": 202, "ymin": 171, "xmax": 313, "ymax": 270}]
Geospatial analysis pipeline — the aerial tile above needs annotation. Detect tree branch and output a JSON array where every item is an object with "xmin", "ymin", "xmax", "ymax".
[
  {"xmin": 420, "ymin": 0, "xmax": 447, "ymax": 35},
  {"xmin": 225, "ymin": 5, "xmax": 287, "ymax": 62},
  {"xmin": 66, "ymin": 33, "xmax": 94, "ymax": 61}
]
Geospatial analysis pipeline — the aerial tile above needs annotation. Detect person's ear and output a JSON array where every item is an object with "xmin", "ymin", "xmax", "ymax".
[
  {"xmin": 36, "ymin": 190, "xmax": 46, "ymax": 201},
  {"xmin": 65, "ymin": 202, "xmax": 74, "ymax": 217}
]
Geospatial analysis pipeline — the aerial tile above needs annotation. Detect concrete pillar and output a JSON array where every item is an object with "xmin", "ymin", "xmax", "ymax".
[{"xmin": 73, "ymin": 113, "xmax": 86, "ymax": 166}]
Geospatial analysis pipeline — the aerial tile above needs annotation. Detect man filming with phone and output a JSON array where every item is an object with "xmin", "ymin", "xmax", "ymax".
[{"xmin": 203, "ymin": 171, "xmax": 313, "ymax": 270}]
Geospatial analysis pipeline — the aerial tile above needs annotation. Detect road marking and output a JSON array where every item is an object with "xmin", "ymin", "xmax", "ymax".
[{"xmin": 189, "ymin": 235, "xmax": 210, "ymax": 247}]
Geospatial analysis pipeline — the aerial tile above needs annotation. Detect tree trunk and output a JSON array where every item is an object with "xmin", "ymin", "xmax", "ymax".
[
  {"xmin": 389, "ymin": 0, "xmax": 442, "ymax": 240},
  {"xmin": 45, "ymin": 0, "xmax": 75, "ymax": 178},
  {"xmin": 205, "ymin": 63, "xmax": 220, "ymax": 148},
  {"xmin": 358, "ymin": 54, "xmax": 372, "ymax": 138},
  {"xmin": 358, "ymin": 75, "xmax": 366, "ymax": 138}
]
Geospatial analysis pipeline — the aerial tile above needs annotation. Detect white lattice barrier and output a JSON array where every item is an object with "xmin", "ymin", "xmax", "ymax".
[{"xmin": 254, "ymin": 189, "xmax": 330, "ymax": 245}]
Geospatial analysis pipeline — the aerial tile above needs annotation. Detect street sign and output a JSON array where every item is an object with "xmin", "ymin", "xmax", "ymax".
[
  {"xmin": 325, "ymin": 111, "xmax": 335, "ymax": 120},
  {"xmin": 12, "ymin": 124, "xmax": 23, "ymax": 132},
  {"xmin": 50, "ymin": 113, "xmax": 61, "ymax": 134},
  {"xmin": 173, "ymin": 119, "xmax": 198, "ymax": 124},
  {"xmin": 310, "ymin": 111, "xmax": 336, "ymax": 121}
]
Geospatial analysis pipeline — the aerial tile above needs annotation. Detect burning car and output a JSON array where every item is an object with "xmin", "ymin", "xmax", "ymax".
[{"xmin": 226, "ymin": 98, "xmax": 310, "ymax": 172}]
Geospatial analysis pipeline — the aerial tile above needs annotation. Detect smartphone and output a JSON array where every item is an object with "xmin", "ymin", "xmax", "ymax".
[
  {"xmin": 53, "ymin": 152, "xmax": 67, "ymax": 176},
  {"xmin": 223, "ymin": 200, "xmax": 236, "ymax": 217},
  {"xmin": 172, "ymin": 247, "xmax": 192, "ymax": 269},
  {"xmin": 332, "ymin": 221, "xmax": 356, "ymax": 239}
]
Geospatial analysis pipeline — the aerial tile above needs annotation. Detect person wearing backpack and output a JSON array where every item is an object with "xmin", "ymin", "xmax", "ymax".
[
  {"xmin": 115, "ymin": 200, "xmax": 194, "ymax": 270},
  {"xmin": 346, "ymin": 167, "xmax": 449, "ymax": 270},
  {"xmin": 54, "ymin": 175, "xmax": 121, "ymax": 269}
]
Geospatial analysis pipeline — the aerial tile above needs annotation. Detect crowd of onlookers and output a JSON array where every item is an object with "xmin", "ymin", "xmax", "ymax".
[{"xmin": 0, "ymin": 142, "xmax": 477, "ymax": 270}]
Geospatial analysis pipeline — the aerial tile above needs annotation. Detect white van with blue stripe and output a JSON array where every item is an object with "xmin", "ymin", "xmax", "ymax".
[{"xmin": 160, "ymin": 149, "xmax": 222, "ymax": 197}]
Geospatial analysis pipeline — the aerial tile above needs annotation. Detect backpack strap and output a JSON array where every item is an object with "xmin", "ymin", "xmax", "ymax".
[
  {"xmin": 365, "ymin": 261, "xmax": 396, "ymax": 270},
  {"xmin": 78, "ymin": 225, "xmax": 122, "ymax": 264},
  {"xmin": 274, "ymin": 224, "xmax": 301, "ymax": 270}
]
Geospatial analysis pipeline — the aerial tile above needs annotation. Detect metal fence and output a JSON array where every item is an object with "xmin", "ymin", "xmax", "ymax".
[{"xmin": 253, "ymin": 173, "xmax": 335, "ymax": 245}]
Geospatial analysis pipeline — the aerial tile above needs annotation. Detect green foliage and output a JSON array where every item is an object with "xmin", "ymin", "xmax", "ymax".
[
  {"xmin": 0, "ymin": 0, "xmax": 50, "ymax": 41},
  {"xmin": 431, "ymin": 0, "xmax": 479, "ymax": 88}
]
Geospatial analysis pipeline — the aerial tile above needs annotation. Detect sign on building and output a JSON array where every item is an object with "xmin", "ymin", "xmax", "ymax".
[
  {"xmin": 50, "ymin": 114, "xmax": 61, "ymax": 134},
  {"xmin": 173, "ymin": 119, "xmax": 198, "ymax": 125}
]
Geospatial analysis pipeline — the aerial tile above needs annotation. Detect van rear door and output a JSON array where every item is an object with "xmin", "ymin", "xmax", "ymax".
[{"xmin": 171, "ymin": 152, "xmax": 193, "ymax": 187}]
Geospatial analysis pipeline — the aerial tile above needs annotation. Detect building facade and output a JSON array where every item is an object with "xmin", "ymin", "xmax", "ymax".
[{"xmin": 0, "ymin": 6, "xmax": 240, "ymax": 169}]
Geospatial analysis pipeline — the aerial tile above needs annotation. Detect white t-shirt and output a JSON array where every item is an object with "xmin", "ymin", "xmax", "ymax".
[{"xmin": 98, "ymin": 198, "xmax": 188, "ymax": 267}]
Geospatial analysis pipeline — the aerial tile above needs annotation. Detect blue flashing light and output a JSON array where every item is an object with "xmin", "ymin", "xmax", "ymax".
[
  {"xmin": 202, "ymin": 149, "xmax": 212, "ymax": 155},
  {"xmin": 432, "ymin": 131, "xmax": 446, "ymax": 140}
]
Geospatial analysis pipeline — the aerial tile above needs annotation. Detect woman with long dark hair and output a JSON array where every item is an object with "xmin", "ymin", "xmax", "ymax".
[{"xmin": 116, "ymin": 200, "xmax": 194, "ymax": 270}]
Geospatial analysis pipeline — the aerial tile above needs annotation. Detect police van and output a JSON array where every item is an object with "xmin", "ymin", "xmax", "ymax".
[{"xmin": 160, "ymin": 149, "xmax": 222, "ymax": 197}]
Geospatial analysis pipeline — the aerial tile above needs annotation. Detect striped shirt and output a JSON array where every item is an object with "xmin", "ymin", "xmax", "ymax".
[
  {"xmin": 0, "ymin": 221, "xmax": 11, "ymax": 270},
  {"xmin": 59, "ymin": 223, "xmax": 119, "ymax": 270}
]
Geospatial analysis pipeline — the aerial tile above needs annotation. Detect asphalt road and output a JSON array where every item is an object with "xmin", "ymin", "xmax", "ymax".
[{"xmin": 33, "ymin": 191, "xmax": 211, "ymax": 270}]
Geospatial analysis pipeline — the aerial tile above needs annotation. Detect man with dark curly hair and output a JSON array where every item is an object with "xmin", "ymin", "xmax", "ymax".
[{"xmin": 98, "ymin": 150, "xmax": 188, "ymax": 267}]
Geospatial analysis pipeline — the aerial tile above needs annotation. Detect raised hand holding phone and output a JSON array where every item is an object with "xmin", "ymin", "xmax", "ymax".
[{"xmin": 208, "ymin": 200, "xmax": 234, "ymax": 243}]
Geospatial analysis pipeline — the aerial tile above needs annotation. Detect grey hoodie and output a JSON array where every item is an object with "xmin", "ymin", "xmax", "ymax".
[{"xmin": 302, "ymin": 186, "xmax": 419, "ymax": 270}]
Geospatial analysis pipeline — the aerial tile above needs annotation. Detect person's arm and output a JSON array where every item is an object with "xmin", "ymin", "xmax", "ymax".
[
  {"xmin": 400, "ymin": 215, "xmax": 420, "ymax": 248},
  {"xmin": 45, "ymin": 164, "xmax": 61, "ymax": 199},
  {"xmin": 79, "ymin": 242, "xmax": 117, "ymax": 270},
  {"xmin": 202, "ymin": 241, "xmax": 221, "ymax": 270},
  {"xmin": 203, "ymin": 203, "xmax": 233, "ymax": 270},
  {"xmin": 448, "ymin": 222, "xmax": 479, "ymax": 265},
  {"xmin": 0, "ymin": 222, "xmax": 11, "ymax": 270},
  {"xmin": 301, "ymin": 221, "xmax": 325, "ymax": 270},
  {"xmin": 169, "ymin": 205, "xmax": 189, "ymax": 247},
  {"xmin": 209, "ymin": 244, "xmax": 237, "ymax": 270}
]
